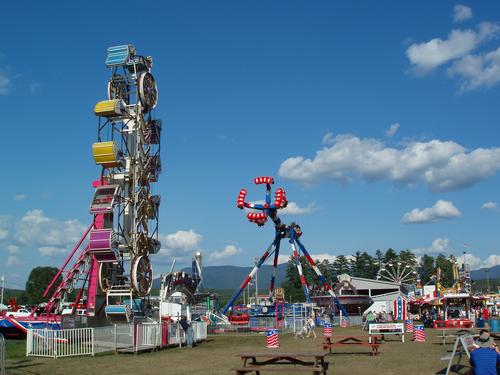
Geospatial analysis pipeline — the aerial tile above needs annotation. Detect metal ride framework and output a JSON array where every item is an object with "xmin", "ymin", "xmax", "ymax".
[
  {"xmin": 222, "ymin": 177, "xmax": 347, "ymax": 318},
  {"xmin": 375, "ymin": 260, "xmax": 418, "ymax": 285},
  {"xmin": 43, "ymin": 45, "xmax": 161, "ymax": 321}
]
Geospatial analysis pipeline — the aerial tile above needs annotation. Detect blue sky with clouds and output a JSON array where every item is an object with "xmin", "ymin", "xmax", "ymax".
[{"xmin": 1, "ymin": 1, "xmax": 500, "ymax": 289}]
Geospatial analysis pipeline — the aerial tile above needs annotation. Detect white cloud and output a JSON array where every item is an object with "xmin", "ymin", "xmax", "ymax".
[
  {"xmin": 158, "ymin": 229, "xmax": 203, "ymax": 259},
  {"xmin": 0, "ymin": 228, "xmax": 7, "ymax": 241},
  {"xmin": 277, "ymin": 253, "xmax": 347, "ymax": 265},
  {"xmin": 7, "ymin": 245, "xmax": 19, "ymax": 254},
  {"xmin": 453, "ymin": 5, "xmax": 473, "ymax": 23},
  {"xmin": 209, "ymin": 245, "xmax": 243, "ymax": 261},
  {"xmin": 6, "ymin": 256, "xmax": 22, "ymax": 267},
  {"xmin": 38, "ymin": 246, "xmax": 67, "ymax": 257},
  {"xmin": 17, "ymin": 209, "xmax": 86, "ymax": 247},
  {"xmin": 281, "ymin": 202, "xmax": 317, "ymax": 215},
  {"xmin": 413, "ymin": 238, "xmax": 450, "ymax": 255},
  {"xmin": 29, "ymin": 83, "xmax": 41, "ymax": 95},
  {"xmin": 161, "ymin": 230, "xmax": 202, "ymax": 250},
  {"xmin": 448, "ymin": 47, "xmax": 500, "ymax": 90},
  {"xmin": 279, "ymin": 134, "xmax": 500, "ymax": 192},
  {"xmin": 13, "ymin": 194, "xmax": 26, "ymax": 202},
  {"xmin": 482, "ymin": 201, "xmax": 498, "ymax": 210},
  {"xmin": 277, "ymin": 255, "xmax": 292, "ymax": 264},
  {"xmin": 458, "ymin": 253, "xmax": 500, "ymax": 270},
  {"xmin": 322, "ymin": 132, "xmax": 335, "ymax": 145},
  {"xmin": 402, "ymin": 200, "xmax": 461, "ymax": 224},
  {"xmin": 0, "ymin": 72, "xmax": 9, "ymax": 95},
  {"xmin": 406, "ymin": 22, "xmax": 500, "ymax": 72},
  {"xmin": 386, "ymin": 123, "xmax": 400, "ymax": 137}
]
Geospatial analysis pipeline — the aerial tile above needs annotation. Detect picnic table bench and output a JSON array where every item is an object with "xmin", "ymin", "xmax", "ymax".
[
  {"xmin": 322, "ymin": 335, "xmax": 383, "ymax": 356},
  {"xmin": 234, "ymin": 351, "xmax": 329, "ymax": 374},
  {"xmin": 436, "ymin": 329, "xmax": 475, "ymax": 346}
]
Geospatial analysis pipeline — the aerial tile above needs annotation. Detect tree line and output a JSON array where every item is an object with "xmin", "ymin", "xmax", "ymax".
[{"xmin": 281, "ymin": 248, "xmax": 456, "ymax": 302}]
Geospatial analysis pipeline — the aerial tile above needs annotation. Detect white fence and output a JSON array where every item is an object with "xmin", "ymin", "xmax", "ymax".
[
  {"xmin": 208, "ymin": 317, "xmax": 307, "ymax": 336},
  {"xmin": 26, "ymin": 321, "xmax": 208, "ymax": 358},
  {"xmin": 0, "ymin": 334, "xmax": 5, "ymax": 375},
  {"xmin": 27, "ymin": 328, "xmax": 94, "ymax": 358}
]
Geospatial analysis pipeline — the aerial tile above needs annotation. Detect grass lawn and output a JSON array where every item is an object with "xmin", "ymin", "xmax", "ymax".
[{"xmin": 4, "ymin": 326, "xmax": 479, "ymax": 375}]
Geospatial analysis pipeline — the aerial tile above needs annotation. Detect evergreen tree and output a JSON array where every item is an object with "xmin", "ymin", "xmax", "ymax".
[
  {"xmin": 435, "ymin": 254, "xmax": 454, "ymax": 288},
  {"xmin": 418, "ymin": 254, "xmax": 436, "ymax": 284},
  {"xmin": 332, "ymin": 255, "xmax": 351, "ymax": 277},
  {"xmin": 399, "ymin": 249, "xmax": 417, "ymax": 268},
  {"xmin": 383, "ymin": 248, "xmax": 398, "ymax": 263}
]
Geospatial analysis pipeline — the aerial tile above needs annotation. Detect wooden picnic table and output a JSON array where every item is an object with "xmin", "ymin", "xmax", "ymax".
[
  {"xmin": 322, "ymin": 335, "xmax": 383, "ymax": 356},
  {"xmin": 235, "ymin": 351, "xmax": 329, "ymax": 374},
  {"xmin": 436, "ymin": 328, "xmax": 477, "ymax": 346}
]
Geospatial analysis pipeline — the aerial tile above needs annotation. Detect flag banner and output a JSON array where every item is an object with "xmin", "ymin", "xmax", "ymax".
[
  {"xmin": 404, "ymin": 319, "xmax": 414, "ymax": 333},
  {"xmin": 323, "ymin": 323, "xmax": 332, "ymax": 337},
  {"xmin": 266, "ymin": 329, "xmax": 280, "ymax": 348},
  {"xmin": 413, "ymin": 325, "xmax": 425, "ymax": 342},
  {"xmin": 393, "ymin": 296, "xmax": 407, "ymax": 320}
]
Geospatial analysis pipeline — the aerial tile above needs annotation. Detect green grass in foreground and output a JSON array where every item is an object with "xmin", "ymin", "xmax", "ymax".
[{"xmin": 4, "ymin": 326, "xmax": 486, "ymax": 375}]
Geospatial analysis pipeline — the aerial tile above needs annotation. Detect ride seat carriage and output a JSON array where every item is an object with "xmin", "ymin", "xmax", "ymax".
[
  {"xmin": 90, "ymin": 185, "xmax": 120, "ymax": 214},
  {"xmin": 89, "ymin": 229, "xmax": 119, "ymax": 263},
  {"xmin": 105, "ymin": 44, "xmax": 152, "ymax": 73}
]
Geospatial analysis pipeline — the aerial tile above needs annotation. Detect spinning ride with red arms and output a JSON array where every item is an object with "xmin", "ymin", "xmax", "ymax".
[{"xmin": 222, "ymin": 177, "xmax": 348, "ymax": 318}]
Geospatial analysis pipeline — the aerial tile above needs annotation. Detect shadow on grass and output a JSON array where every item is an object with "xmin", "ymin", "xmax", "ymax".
[
  {"xmin": 6, "ymin": 359, "xmax": 44, "ymax": 375},
  {"xmin": 435, "ymin": 363, "xmax": 470, "ymax": 374}
]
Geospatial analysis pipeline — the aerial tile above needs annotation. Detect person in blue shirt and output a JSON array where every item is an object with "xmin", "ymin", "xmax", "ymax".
[{"xmin": 469, "ymin": 329, "xmax": 500, "ymax": 375}]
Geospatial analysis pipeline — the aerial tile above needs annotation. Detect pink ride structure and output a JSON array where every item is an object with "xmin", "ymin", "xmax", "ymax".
[{"xmin": 222, "ymin": 177, "xmax": 348, "ymax": 319}]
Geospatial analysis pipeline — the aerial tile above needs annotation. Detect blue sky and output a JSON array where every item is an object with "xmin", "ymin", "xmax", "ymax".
[{"xmin": 1, "ymin": 1, "xmax": 500, "ymax": 289}]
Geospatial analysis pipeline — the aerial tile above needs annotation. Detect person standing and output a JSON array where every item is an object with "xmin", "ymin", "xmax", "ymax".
[
  {"xmin": 179, "ymin": 315, "xmax": 193, "ymax": 348},
  {"xmin": 306, "ymin": 316, "xmax": 317, "ymax": 338},
  {"xmin": 469, "ymin": 330, "xmax": 500, "ymax": 375}
]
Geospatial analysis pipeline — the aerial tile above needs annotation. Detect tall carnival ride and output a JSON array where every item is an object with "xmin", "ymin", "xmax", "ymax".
[
  {"xmin": 222, "ymin": 177, "xmax": 348, "ymax": 319},
  {"xmin": 42, "ymin": 45, "xmax": 162, "ymax": 322}
]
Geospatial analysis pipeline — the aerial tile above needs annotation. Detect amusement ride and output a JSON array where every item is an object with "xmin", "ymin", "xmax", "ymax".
[
  {"xmin": 376, "ymin": 260, "xmax": 418, "ymax": 285},
  {"xmin": 41, "ymin": 44, "xmax": 162, "ymax": 322},
  {"xmin": 222, "ymin": 176, "xmax": 348, "ymax": 319}
]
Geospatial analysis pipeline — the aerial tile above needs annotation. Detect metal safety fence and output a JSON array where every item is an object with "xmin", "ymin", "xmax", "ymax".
[
  {"xmin": 208, "ymin": 316, "xmax": 307, "ymax": 336},
  {"xmin": 27, "ymin": 321, "xmax": 208, "ymax": 358},
  {"xmin": 0, "ymin": 333, "xmax": 6, "ymax": 375},
  {"xmin": 27, "ymin": 328, "xmax": 94, "ymax": 358}
]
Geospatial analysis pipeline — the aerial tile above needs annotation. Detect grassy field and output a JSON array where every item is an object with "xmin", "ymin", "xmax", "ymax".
[{"xmin": 4, "ymin": 326, "xmax": 483, "ymax": 375}]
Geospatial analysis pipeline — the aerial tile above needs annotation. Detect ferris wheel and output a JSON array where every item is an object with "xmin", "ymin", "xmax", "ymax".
[{"xmin": 376, "ymin": 260, "xmax": 418, "ymax": 285}]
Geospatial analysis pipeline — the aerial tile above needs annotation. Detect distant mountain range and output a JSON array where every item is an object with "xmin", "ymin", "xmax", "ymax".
[
  {"xmin": 152, "ymin": 263, "xmax": 500, "ymax": 291},
  {"xmin": 470, "ymin": 265, "xmax": 500, "ymax": 280},
  {"xmin": 152, "ymin": 264, "xmax": 288, "ymax": 290}
]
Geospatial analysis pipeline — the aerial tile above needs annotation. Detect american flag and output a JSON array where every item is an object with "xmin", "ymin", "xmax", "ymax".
[
  {"xmin": 265, "ymin": 329, "xmax": 280, "ymax": 348},
  {"xmin": 393, "ymin": 296, "xmax": 407, "ymax": 321},
  {"xmin": 323, "ymin": 323, "xmax": 333, "ymax": 337},
  {"xmin": 404, "ymin": 319, "xmax": 414, "ymax": 333},
  {"xmin": 413, "ymin": 325, "xmax": 425, "ymax": 342}
]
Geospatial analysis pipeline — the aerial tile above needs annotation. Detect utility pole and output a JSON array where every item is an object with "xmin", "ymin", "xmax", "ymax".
[
  {"xmin": 0, "ymin": 275, "xmax": 4, "ymax": 305},
  {"xmin": 485, "ymin": 269, "xmax": 490, "ymax": 293},
  {"xmin": 254, "ymin": 257, "xmax": 258, "ymax": 306}
]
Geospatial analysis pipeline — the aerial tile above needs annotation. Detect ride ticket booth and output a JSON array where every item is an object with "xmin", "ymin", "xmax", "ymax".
[{"xmin": 433, "ymin": 293, "xmax": 473, "ymax": 329}]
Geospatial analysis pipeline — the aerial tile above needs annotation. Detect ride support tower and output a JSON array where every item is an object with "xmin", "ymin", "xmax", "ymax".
[{"xmin": 43, "ymin": 45, "xmax": 162, "ymax": 322}]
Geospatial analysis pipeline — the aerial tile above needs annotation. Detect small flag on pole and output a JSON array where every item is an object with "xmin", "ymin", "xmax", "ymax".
[
  {"xmin": 413, "ymin": 325, "xmax": 425, "ymax": 342},
  {"xmin": 266, "ymin": 329, "xmax": 280, "ymax": 348},
  {"xmin": 323, "ymin": 323, "xmax": 332, "ymax": 337},
  {"xmin": 404, "ymin": 319, "xmax": 414, "ymax": 333}
]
